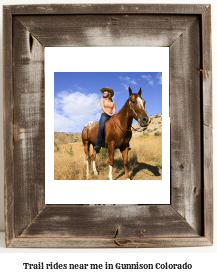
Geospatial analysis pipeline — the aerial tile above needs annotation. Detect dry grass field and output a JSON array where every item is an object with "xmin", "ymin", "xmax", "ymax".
[{"xmin": 54, "ymin": 134, "xmax": 162, "ymax": 180}]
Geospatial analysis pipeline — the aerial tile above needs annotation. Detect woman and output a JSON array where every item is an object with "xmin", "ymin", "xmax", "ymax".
[{"xmin": 94, "ymin": 87, "xmax": 116, "ymax": 153}]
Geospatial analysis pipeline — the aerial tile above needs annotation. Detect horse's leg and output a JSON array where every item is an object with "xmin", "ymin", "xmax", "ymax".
[
  {"xmin": 92, "ymin": 147, "xmax": 98, "ymax": 175},
  {"xmin": 83, "ymin": 141, "xmax": 90, "ymax": 177},
  {"xmin": 108, "ymin": 141, "xmax": 115, "ymax": 180},
  {"xmin": 121, "ymin": 146, "xmax": 130, "ymax": 180}
]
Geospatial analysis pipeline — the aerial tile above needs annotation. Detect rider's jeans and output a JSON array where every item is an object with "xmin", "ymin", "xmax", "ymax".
[{"xmin": 95, "ymin": 112, "xmax": 111, "ymax": 148}]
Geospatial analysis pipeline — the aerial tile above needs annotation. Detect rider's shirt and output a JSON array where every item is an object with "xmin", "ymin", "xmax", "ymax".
[{"xmin": 103, "ymin": 98, "xmax": 113, "ymax": 114}]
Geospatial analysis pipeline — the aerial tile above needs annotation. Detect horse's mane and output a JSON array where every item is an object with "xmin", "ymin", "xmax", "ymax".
[{"xmin": 116, "ymin": 98, "xmax": 129, "ymax": 115}]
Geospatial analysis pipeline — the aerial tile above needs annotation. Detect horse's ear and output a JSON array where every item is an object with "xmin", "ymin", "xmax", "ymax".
[
  {"xmin": 128, "ymin": 86, "xmax": 132, "ymax": 96},
  {"xmin": 138, "ymin": 87, "xmax": 142, "ymax": 96}
]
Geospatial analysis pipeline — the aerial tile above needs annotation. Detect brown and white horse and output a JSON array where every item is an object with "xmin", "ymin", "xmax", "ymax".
[{"xmin": 81, "ymin": 86, "xmax": 151, "ymax": 180}]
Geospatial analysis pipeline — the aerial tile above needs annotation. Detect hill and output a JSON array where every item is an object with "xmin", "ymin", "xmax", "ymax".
[
  {"xmin": 54, "ymin": 132, "xmax": 81, "ymax": 145},
  {"xmin": 131, "ymin": 113, "xmax": 162, "ymax": 136},
  {"xmin": 54, "ymin": 113, "xmax": 162, "ymax": 145}
]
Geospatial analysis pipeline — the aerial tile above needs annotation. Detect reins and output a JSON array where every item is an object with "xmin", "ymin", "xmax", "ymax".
[
  {"xmin": 111, "ymin": 98, "xmax": 148, "ymax": 135},
  {"xmin": 112, "ymin": 117, "xmax": 147, "ymax": 135}
]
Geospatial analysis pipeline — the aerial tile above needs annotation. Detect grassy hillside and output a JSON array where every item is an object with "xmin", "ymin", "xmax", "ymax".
[
  {"xmin": 54, "ymin": 132, "xmax": 81, "ymax": 145},
  {"xmin": 54, "ymin": 113, "xmax": 162, "ymax": 145},
  {"xmin": 132, "ymin": 113, "xmax": 162, "ymax": 137}
]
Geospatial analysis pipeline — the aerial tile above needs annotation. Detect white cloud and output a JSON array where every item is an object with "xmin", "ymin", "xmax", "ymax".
[
  {"xmin": 121, "ymin": 83, "xmax": 129, "ymax": 90},
  {"xmin": 141, "ymin": 74, "xmax": 154, "ymax": 86},
  {"xmin": 119, "ymin": 76, "xmax": 138, "ymax": 85},
  {"xmin": 119, "ymin": 76, "xmax": 130, "ymax": 82},
  {"xmin": 141, "ymin": 74, "xmax": 152, "ymax": 81},
  {"xmin": 73, "ymin": 84, "xmax": 86, "ymax": 91},
  {"xmin": 54, "ymin": 90, "xmax": 101, "ymax": 132},
  {"xmin": 141, "ymin": 73, "xmax": 162, "ymax": 86},
  {"xmin": 156, "ymin": 72, "xmax": 162, "ymax": 84}
]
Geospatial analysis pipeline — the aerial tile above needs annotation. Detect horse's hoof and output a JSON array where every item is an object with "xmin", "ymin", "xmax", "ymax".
[
  {"xmin": 94, "ymin": 172, "xmax": 99, "ymax": 176},
  {"xmin": 126, "ymin": 178, "xmax": 130, "ymax": 180},
  {"xmin": 109, "ymin": 176, "xmax": 113, "ymax": 180}
]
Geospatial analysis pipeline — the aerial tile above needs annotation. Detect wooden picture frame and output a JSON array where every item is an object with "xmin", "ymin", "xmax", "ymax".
[{"xmin": 3, "ymin": 4, "xmax": 213, "ymax": 248}]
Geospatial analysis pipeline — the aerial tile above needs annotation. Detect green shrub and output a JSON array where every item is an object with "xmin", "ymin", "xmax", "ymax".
[
  {"xmin": 55, "ymin": 145, "xmax": 60, "ymax": 152},
  {"xmin": 140, "ymin": 131, "xmax": 149, "ymax": 138},
  {"xmin": 143, "ymin": 132, "xmax": 149, "ymax": 136},
  {"xmin": 156, "ymin": 162, "xmax": 162, "ymax": 169},
  {"xmin": 66, "ymin": 146, "xmax": 74, "ymax": 156},
  {"xmin": 99, "ymin": 147, "xmax": 108, "ymax": 159},
  {"xmin": 154, "ymin": 131, "xmax": 161, "ymax": 136}
]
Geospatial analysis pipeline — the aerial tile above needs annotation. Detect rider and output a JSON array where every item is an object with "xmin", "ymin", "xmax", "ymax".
[{"xmin": 94, "ymin": 87, "xmax": 116, "ymax": 153}]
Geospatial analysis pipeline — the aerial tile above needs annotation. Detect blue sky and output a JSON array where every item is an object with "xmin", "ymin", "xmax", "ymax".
[{"xmin": 54, "ymin": 72, "xmax": 162, "ymax": 132}]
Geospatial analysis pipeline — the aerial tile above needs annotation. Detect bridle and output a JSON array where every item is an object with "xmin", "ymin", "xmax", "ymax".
[
  {"xmin": 129, "ymin": 98, "xmax": 148, "ymax": 120},
  {"xmin": 129, "ymin": 99, "xmax": 138, "ymax": 119},
  {"xmin": 112, "ymin": 98, "xmax": 148, "ymax": 135}
]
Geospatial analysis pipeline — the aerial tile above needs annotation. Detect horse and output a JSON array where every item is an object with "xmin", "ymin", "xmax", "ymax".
[{"xmin": 81, "ymin": 86, "xmax": 151, "ymax": 180}]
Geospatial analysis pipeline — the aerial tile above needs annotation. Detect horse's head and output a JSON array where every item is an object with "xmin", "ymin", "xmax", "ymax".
[{"xmin": 128, "ymin": 86, "xmax": 151, "ymax": 127}]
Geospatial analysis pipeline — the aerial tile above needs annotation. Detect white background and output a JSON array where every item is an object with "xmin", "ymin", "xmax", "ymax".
[
  {"xmin": 45, "ymin": 47, "xmax": 170, "ymax": 204},
  {"xmin": 0, "ymin": 0, "xmax": 216, "ymax": 277}
]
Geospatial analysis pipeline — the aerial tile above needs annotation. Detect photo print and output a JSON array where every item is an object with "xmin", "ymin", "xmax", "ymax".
[
  {"xmin": 45, "ymin": 47, "xmax": 170, "ymax": 204},
  {"xmin": 54, "ymin": 72, "xmax": 163, "ymax": 181}
]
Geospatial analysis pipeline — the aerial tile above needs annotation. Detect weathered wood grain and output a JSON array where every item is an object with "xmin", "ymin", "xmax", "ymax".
[
  {"xmin": 202, "ymin": 6, "xmax": 212, "ymax": 129},
  {"xmin": 12, "ymin": 17, "xmax": 45, "ymax": 237},
  {"xmin": 20, "ymin": 205, "xmax": 199, "ymax": 238},
  {"xmin": 3, "ymin": 4, "xmax": 212, "ymax": 248},
  {"xmin": 16, "ymin": 15, "xmax": 197, "ymax": 47},
  {"xmin": 201, "ymin": 6, "xmax": 213, "ymax": 244},
  {"xmin": 4, "ymin": 4, "xmax": 207, "ymax": 15},
  {"xmin": 3, "ymin": 7, "xmax": 14, "ymax": 247},
  {"xmin": 8, "ymin": 236, "xmax": 212, "ymax": 248},
  {"xmin": 203, "ymin": 125, "xmax": 213, "ymax": 243},
  {"xmin": 170, "ymin": 17, "xmax": 202, "ymax": 234}
]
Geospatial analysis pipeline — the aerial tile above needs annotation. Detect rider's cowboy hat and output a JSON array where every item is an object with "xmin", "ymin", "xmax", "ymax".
[{"xmin": 100, "ymin": 87, "xmax": 114, "ymax": 97}]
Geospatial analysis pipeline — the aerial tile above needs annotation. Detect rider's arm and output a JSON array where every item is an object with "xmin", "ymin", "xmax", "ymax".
[
  {"xmin": 113, "ymin": 102, "xmax": 116, "ymax": 115},
  {"xmin": 100, "ymin": 98, "xmax": 113, "ymax": 116}
]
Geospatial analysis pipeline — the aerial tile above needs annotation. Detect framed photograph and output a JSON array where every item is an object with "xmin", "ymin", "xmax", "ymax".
[
  {"xmin": 4, "ymin": 4, "xmax": 213, "ymax": 247},
  {"xmin": 45, "ymin": 47, "xmax": 170, "ymax": 204}
]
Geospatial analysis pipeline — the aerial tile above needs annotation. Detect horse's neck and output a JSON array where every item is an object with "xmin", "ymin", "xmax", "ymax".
[{"xmin": 116, "ymin": 100, "xmax": 133, "ymax": 130}]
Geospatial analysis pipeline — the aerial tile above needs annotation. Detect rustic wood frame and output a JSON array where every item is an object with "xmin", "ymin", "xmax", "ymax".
[{"xmin": 3, "ymin": 4, "xmax": 213, "ymax": 248}]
